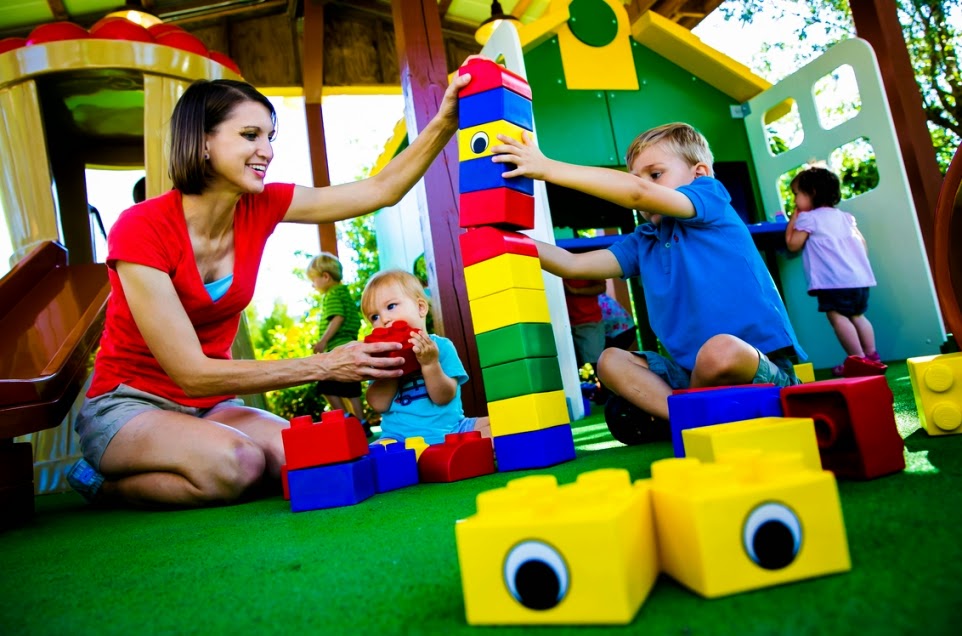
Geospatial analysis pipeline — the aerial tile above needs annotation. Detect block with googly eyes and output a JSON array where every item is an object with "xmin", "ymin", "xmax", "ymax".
[
  {"xmin": 648, "ymin": 451, "xmax": 850, "ymax": 598},
  {"xmin": 458, "ymin": 120, "xmax": 529, "ymax": 161},
  {"xmin": 455, "ymin": 469, "xmax": 658, "ymax": 625}
]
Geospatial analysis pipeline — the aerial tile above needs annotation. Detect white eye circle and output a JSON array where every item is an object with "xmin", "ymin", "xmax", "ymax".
[
  {"xmin": 503, "ymin": 540, "xmax": 569, "ymax": 610},
  {"xmin": 470, "ymin": 131, "xmax": 489, "ymax": 154},
  {"xmin": 743, "ymin": 502, "xmax": 802, "ymax": 570}
]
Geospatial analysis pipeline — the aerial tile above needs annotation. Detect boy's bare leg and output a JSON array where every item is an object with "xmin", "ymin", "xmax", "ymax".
[
  {"xmin": 690, "ymin": 334, "xmax": 764, "ymax": 388},
  {"xmin": 850, "ymin": 314, "xmax": 877, "ymax": 356},
  {"xmin": 324, "ymin": 394, "xmax": 346, "ymax": 412},
  {"xmin": 596, "ymin": 348, "xmax": 673, "ymax": 420},
  {"xmin": 826, "ymin": 311, "xmax": 865, "ymax": 357},
  {"xmin": 346, "ymin": 396, "xmax": 365, "ymax": 420}
]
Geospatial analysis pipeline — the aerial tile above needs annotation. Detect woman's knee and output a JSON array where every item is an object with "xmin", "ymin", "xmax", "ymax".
[{"xmin": 198, "ymin": 437, "xmax": 266, "ymax": 502}]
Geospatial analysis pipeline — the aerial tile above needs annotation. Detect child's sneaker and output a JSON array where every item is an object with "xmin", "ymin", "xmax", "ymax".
[
  {"xmin": 831, "ymin": 361, "xmax": 847, "ymax": 377},
  {"xmin": 66, "ymin": 458, "xmax": 104, "ymax": 502},
  {"xmin": 865, "ymin": 351, "xmax": 882, "ymax": 363},
  {"xmin": 842, "ymin": 354, "xmax": 887, "ymax": 377}
]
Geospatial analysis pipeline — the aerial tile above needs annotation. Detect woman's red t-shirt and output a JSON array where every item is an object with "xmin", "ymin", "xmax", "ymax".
[{"xmin": 87, "ymin": 183, "xmax": 296, "ymax": 408}]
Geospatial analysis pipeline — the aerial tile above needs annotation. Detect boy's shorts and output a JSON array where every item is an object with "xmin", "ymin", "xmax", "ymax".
[
  {"xmin": 636, "ymin": 348, "xmax": 801, "ymax": 391},
  {"xmin": 315, "ymin": 379, "xmax": 362, "ymax": 398},
  {"xmin": 812, "ymin": 287, "xmax": 870, "ymax": 316},
  {"xmin": 378, "ymin": 417, "xmax": 478, "ymax": 445},
  {"xmin": 74, "ymin": 384, "xmax": 244, "ymax": 471}
]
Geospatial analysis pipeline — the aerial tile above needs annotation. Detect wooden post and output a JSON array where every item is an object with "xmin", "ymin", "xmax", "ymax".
[
  {"xmin": 849, "ymin": 0, "xmax": 942, "ymax": 268},
  {"xmin": 390, "ymin": 0, "xmax": 487, "ymax": 416},
  {"xmin": 303, "ymin": 0, "xmax": 338, "ymax": 255}
]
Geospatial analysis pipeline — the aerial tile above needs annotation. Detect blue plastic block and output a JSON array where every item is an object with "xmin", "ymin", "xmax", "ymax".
[
  {"xmin": 459, "ymin": 87, "xmax": 533, "ymax": 131},
  {"xmin": 288, "ymin": 456, "xmax": 376, "ymax": 512},
  {"xmin": 493, "ymin": 424, "xmax": 576, "ymax": 472},
  {"xmin": 368, "ymin": 443, "xmax": 419, "ymax": 492},
  {"xmin": 667, "ymin": 386, "xmax": 784, "ymax": 457},
  {"xmin": 459, "ymin": 156, "xmax": 534, "ymax": 195}
]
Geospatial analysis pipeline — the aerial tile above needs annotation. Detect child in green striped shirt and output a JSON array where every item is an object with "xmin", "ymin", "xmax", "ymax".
[{"xmin": 308, "ymin": 252, "xmax": 368, "ymax": 433}]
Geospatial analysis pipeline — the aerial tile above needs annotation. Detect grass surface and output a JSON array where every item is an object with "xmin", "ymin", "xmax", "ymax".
[{"xmin": 1, "ymin": 362, "xmax": 960, "ymax": 635}]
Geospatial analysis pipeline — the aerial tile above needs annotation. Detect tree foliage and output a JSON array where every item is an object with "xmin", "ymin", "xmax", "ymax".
[{"xmin": 719, "ymin": 0, "xmax": 960, "ymax": 172}]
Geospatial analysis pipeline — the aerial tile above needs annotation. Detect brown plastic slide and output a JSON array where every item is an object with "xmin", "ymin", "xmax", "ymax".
[
  {"xmin": 935, "ymin": 147, "xmax": 962, "ymax": 350},
  {"xmin": 0, "ymin": 241, "xmax": 109, "ymax": 439}
]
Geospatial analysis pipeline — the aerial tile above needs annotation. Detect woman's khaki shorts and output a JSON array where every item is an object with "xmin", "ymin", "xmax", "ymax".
[{"xmin": 74, "ymin": 384, "xmax": 244, "ymax": 470}]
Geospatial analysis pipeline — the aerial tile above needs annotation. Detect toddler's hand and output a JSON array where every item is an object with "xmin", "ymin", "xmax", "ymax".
[
  {"xmin": 410, "ymin": 330, "xmax": 439, "ymax": 366},
  {"xmin": 312, "ymin": 341, "xmax": 325, "ymax": 354}
]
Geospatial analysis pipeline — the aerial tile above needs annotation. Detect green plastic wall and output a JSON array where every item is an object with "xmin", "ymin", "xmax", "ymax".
[{"xmin": 525, "ymin": 35, "xmax": 764, "ymax": 220}]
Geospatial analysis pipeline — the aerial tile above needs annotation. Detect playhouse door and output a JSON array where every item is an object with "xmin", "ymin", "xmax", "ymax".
[{"xmin": 743, "ymin": 38, "xmax": 945, "ymax": 368}]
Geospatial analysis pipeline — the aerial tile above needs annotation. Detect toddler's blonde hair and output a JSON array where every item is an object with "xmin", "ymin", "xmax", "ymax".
[
  {"xmin": 361, "ymin": 269, "xmax": 429, "ymax": 322},
  {"xmin": 307, "ymin": 252, "xmax": 343, "ymax": 282},
  {"xmin": 625, "ymin": 122, "xmax": 714, "ymax": 175}
]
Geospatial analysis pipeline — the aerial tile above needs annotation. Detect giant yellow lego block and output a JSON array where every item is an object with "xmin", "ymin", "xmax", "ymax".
[
  {"xmin": 682, "ymin": 417, "xmax": 821, "ymax": 473},
  {"xmin": 458, "ymin": 119, "xmax": 527, "ymax": 161},
  {"xmin": 906, "ymin": 351, "xmax": 962, "ymax": 435},
  {"xmin": 489, "ymin": 390, "xmax": 570, "ymax": 436},
  {"xmin": 648, "ymin": 451, "xmax": 850, "ymax": 598},
  {"xmin": 794, "ymin": 362, "xmax": 815, "ymax": 383},
  {"xmin": 469, "ymin": 288, "xmax": 550, "ymax": 334},
  {"xmin": 464, "ymin": 253, "xmax": 544, "ymax": 301},
  {"xmin": 405, "ymin": 436, "xmax": 428, "ymax": 461},
  {"xmin": 456, "ymin": 469, "xmax": 659, "ymax": 625}
]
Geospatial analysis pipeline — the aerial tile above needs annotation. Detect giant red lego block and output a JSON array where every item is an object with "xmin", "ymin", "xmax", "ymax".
[
  {"xmin": 418, "ymin": 432, "xmax": 496, "ymax": 483},
  {"xmin": 459, "ymin": 226, "xmax": 538, "ymax": 268},
  {"xmin": 459, "ymin": 187, "xmax": 535, "ymax": 230},
  {"xmin": 457, "ymin": 57, "xmax": 532, "ymax": 100},
  {"xmin": 363, "ymin": 320, "xmax": 421, "ymax": 377},
  {"xmin": 281, "ymin": 410, "xmax": 370, "ymax": 471},
  {"xmin": 781, "ymin": 376, "xmax": 905, "ymax": 480}
]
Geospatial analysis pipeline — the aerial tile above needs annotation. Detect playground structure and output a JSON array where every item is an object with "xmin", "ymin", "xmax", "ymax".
[
  {"xmin": 374, "ymin": 1, "xmax": 946, "ymax": 379},
  {"xmin": 0, "ymin": 0, "xmax": 957, "ymax": 510},
  {"xmin": 0, "ymin": 23, "xmax": 241, "ymax": 512}
]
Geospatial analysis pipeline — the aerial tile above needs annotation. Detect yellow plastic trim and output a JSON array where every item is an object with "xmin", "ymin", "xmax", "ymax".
[
  {"xmin": 630, "ymin": 11, "xmax": 790, "ymax": 123},
  {"xmin": 557, "ymin": 0, "xmax": 639, "ymax": 90},
  {"xmin": 518, "ymin": 4, "xmax": 571, "ymax": 52}
]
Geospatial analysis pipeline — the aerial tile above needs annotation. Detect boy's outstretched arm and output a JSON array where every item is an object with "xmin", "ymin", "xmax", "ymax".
[
  {"xmin": 536, "ymin": 240, "xmax": 623, "ymax": 280},
  {"xmin": 492, "ymin": 133, "xmax": 696, "ymax": 219}
]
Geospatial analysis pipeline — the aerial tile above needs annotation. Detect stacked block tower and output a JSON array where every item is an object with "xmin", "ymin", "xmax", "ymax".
[{"xmin": 456, "ymin": 58, "xmax": 576, "ymax": 471}]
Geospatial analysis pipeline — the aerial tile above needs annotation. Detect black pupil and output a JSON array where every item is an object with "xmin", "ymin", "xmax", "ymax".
[
  {"xmin": 514, "ymin": 560, "xmax": 561, "ymax": 610},
  {"xmin": 752, "ymin": 520, "xmax": 797, "ymax": 570},
  {"xmin": 472, "ymin": 136, "xmax": 488, "ymax": 153}
]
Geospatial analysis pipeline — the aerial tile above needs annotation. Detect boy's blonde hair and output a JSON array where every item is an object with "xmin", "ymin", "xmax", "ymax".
[
  {"xmin": 361, "ymin": 269, "xmax": 430, "ymax": 322},
  {"xmin": 307, "ymin": 252, "xmax": 343, "ymax": 282},
  {"xmin": 625, "ymin": 122, "xmax": 714, "ymax": 175}
]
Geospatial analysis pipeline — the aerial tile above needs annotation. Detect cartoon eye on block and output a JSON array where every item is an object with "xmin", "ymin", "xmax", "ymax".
[{"xmin": 455, "ymin": 469, "xmax": 658, "ymax": 625}]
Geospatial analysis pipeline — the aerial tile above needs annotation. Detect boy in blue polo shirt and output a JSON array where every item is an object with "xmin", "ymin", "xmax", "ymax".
[{"xmin": 492, "ymin": 122, "xmax": 805, "ymax": 440}]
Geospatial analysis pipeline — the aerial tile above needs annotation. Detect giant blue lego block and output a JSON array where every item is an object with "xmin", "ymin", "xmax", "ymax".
[
  {"xmin": 667, "ymin": 385, "xmax": 784, "ymax": 457},
  {"xmin": 493, "ymin": 424, "xmax": 576, "ymax": 472},
  {"xmin": 288, "ymin": 456, "xmax": 376, "ymax": 512},
  {"xmin": 459, "ymin": 155, "xmax": 534, "ymax": 195},
  {"xmin": 368, "ymin": 442, "xmax": 419, "ymax": 492},
  {"xmin": 459, "ymin": 86, "xmax": 533, "ymax": 131}
]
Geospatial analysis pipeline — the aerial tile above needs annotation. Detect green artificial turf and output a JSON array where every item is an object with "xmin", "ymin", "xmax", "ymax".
[{"xmin": 1, "ymin": 361, "xmax": 960, "ymax": 635}]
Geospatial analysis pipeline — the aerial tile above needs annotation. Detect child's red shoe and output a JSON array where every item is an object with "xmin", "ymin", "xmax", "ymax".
[{"xmin": 842, "ymin": 354, "xmax": 888, "ymax": 377}]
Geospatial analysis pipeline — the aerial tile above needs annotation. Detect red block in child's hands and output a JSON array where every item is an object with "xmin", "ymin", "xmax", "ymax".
[{"xmin": 364, "ymin": 320, "xmax": 421, "ymax": 376}]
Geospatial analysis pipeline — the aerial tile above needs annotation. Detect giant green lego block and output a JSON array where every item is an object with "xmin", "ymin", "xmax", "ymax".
[
  {"xmin": 475, "ymin": 322, "xmax": 558, "ymax": 368},
  {"xmin": 481, "ymin": 356, "xmax": 565, "ymax": 402}
]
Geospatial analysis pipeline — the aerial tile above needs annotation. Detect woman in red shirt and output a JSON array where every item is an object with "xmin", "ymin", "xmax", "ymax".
[{"xmin": 69, "ymin": 72, "xmax": 472, "ymax": 507}]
